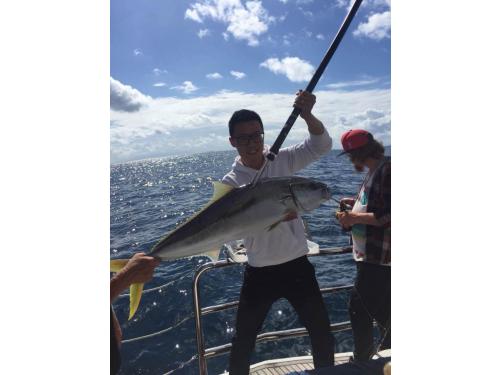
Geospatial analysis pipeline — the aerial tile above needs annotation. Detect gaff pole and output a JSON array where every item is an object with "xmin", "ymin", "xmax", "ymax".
[{"xmin": 251, "ymin": 0, "xmax": 364, "ymax": 186}]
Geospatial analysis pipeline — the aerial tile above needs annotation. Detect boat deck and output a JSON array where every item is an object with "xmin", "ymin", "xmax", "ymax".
[{"xmin": 249, "ymin": 350, "xmax": 390, "ymax": 375}]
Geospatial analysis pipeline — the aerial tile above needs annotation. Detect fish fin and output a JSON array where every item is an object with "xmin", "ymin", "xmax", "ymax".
[
  {"xmin": 154, "ymin": 182, "xmax": 234, "ymax": 244},
  {"xmin": 209, "ymin": 182, "xmax": 234, "ymax": 203},
  {"xmin": 267, "ymin": 210, "xmax": 298, "ymax": 231},
  {"xmin": 110, "ymin": 260, "xmax": 144, "ymax": 320},
  {"xmin": 177, "ymin": 182, "xmax": 232, "ymax": 226},
  {"xmin": 128, "ymin": 283, "xmax": 144, "ymax": 320},
  {"xmin": 110, "ymin": 259, "xmax": 129, "ymax": 272},
  {"xmin": 201, "ymin": 248, "xmax": 220, "ymax": 262},
  {"xmin": 267, "ymin": 221, "xmax": 282, "ymax": 231}
]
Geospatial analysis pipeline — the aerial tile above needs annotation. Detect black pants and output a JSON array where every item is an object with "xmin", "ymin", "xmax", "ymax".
[
  {"xmin": 349, "ymin": 262, "xmax": 391, "ymax": 361},
  {"xmin": 229, "ymin": 256, "xmax": 335, "ymax": 375}
]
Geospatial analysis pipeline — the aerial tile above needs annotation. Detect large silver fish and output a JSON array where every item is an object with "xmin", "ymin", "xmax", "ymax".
[{"xmin": 111, "ymin": 176, "xmax": 331, "ymax": 318}]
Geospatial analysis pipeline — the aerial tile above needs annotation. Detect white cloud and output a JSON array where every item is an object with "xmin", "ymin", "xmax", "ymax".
[
  {"xmin": 110, "ymin": 86, "xmax": 390, "ymax": 163},
  {"xmin": 184, "ymin": 0, "xmax": 275, "ymax": 46},
  {"xmin": 283, "ymin": 34, "xmax": 292, "ymax": 46},
  {"xmin": 335, "ymin": 0, "xmax": 355, "ymax": 8},
  {"xmin": 297, "ymin": 0, "xmax": 314, "ymax": 4},
  {"xmin": 153, "ymin": 68, "xmax": 168, "ymax": 76},
  {"xmin": 336, "ymin": 0, "xmax": 388, "ymax": 9},
  {"xmin": 354, "ymin": 11, "xmax": 391, "ymax": 40},
  {"xmin": 230, "ymin": 70, "xmax": 246, "ymax": 79},
  {"xmin": 371, "ymin": 0, "xmax": 390, "ymax": 7},
  {"xmin": 197, "ymin": 28, "xmax": 210, "ymax": 38},
  {"xmin": 185, "ymin": 8, "xmax": 203, "ymax": 23},
  {"xmin": 133, "ymin": 49, "xmax": 143, "ymax": 56},
  {"xmin": 110, "ymin": 77, "xmax": 151, "ymax": 112},
  {"xmin": 206, "ymin": 72, "xmax": 223, "ymax": 79},
  {"xmin": 153, "ymin": 82, "xmax": 167, "ymax": 87},
  {"xmin": 222, "ymin": 31, "xmax": 230, "ymax": 41},
  {"xmin": 260, "ymin": 57, "xmax": 314, "ymax": 83},
  {"xmin": 298, "ymin": 7, "xmax": 313, "ymax": 19},
  {"xmin": 325, "ymin": 78, "xmax": 380, "ymax": 89},
  {"xmin": 316, "ymin": 33, "xmax": 325, "ymax": 40},
  {"xmin": 365, "ymin": 109, "xmax": 385, "ymax": 119},
  {"xmin": 170, "ymin": 81, "xmax": 199, "ymax": 94}
]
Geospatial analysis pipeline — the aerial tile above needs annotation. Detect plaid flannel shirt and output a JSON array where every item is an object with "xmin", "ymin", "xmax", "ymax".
[{"xmin": 361, "ymin": 157, "xmax": 391, "ymax": 265}]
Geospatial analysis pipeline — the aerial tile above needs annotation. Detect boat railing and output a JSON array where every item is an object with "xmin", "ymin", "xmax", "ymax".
[{"xmin": 192, "ymin": 245, "xmax": 354, "ymax": 375}]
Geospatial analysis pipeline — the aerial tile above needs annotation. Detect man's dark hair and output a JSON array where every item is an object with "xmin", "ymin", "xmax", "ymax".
[
  {"xmin": 228, "ymin": 109, "xmax": 263, "ymax": 137},
  {"xmin": 349, "ymin": 138, "xmax": 385, "ymax": 163}
]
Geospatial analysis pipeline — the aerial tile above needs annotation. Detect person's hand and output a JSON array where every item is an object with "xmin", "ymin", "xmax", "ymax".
[
  {"xmin": 336, "ymin": 211, "xmax": 358, "ymax": 229},
  {"xmin": 110, "ymin": 252, "xmax": 161, "ymax": 302},
  {"xmin": 294, "ymin": 90, "xmax": 316, "ymax": 120},
  {"xmin": 120, "ymin": 252, "xmax": 161, "ymax": 285}
]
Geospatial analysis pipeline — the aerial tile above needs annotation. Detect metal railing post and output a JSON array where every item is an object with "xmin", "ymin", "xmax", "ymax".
[{"xmin": 193, "ymin": 263, "xmax": 209, "ymax": 375}]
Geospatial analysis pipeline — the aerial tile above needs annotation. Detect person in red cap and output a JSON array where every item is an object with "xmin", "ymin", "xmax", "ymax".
[{"xmin": 335, "ymin": 129, "xmax": 391, "ymax": 361}]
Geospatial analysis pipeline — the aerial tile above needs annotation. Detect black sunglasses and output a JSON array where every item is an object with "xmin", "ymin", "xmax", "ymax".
[{"xmin": 233, "ymin": 132, "xmax": 264, "ymax": 146}]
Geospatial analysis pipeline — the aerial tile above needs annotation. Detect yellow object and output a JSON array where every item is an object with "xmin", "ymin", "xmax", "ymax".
[
  {"xmin": 110, "ymin": 259, "xmax": 144, "ymax": 320},
  {"xmin": 128, "ymin": 283, "xmax": 144, "ymax": 320},
  {"xmin": 110, "ymin": 259, "xmax": 128, "ymax": 272},
  {"xmin": 209, "ymin": 181, "xmax": 234, "ymax": 203}
]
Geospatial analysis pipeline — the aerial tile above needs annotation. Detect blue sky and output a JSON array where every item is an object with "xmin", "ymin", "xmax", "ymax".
[{"xmin": 111, "ymin": 0, "xmax": 391, "ymax": 163}]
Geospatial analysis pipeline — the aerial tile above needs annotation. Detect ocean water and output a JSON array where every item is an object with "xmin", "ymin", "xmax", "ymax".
[{"xmin": 111, "ymin": 149, "xmax": 376, "ymax": 375}]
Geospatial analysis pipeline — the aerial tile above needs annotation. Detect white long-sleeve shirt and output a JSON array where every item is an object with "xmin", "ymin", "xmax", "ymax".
[{"xmin": 222, "ymin": 130, "xmax": 332, "ymax": 267}]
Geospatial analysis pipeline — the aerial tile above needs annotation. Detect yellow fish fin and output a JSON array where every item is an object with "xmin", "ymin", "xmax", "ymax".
[
  {"xmin": 201, "ymin": 247, "xmax": 221, "ymax": 262},
  {"xmin": 110, "ymin": 259, "xmax": 144, "ymax": 320},
  {"xmin": 128, "ymin": 283, "xmax": 144, "ymax": 320},
  {"xmin": 110, "ymin": 259, "xmax": 129, "ymax": 272},
  {"xmin": 167, "ymin": 182, "xmax": 234, "ymax": 231},
  {"xmin": 209, "ymin": 182, "xmax": 234, "ymax": 203}
]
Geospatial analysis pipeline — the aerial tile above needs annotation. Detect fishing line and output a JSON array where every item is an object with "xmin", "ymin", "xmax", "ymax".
[
  {"xmin": 116, "ymin": 273, "xmax": 191, "ymax": 298},
  {"xmin": 351, "ymin": 285, "xmax": 391, "ymax": 358},
  {"xmin": 373, "ymin": 315, "xmax": 390, "ymax": 356},
  {"xmin": 121, "ymin": 313, "xmax": 194, "ymax": 344},
  {"xmin": 161, "ymin": 354, "xmax": 198, "ymax": 375}
]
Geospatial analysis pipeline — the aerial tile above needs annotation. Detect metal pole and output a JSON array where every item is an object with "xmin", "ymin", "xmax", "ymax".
[
  {"xmin": 193, "ymin": 264, "xmax": 209, "ymax": 375},
  {"xmin": 192, "ymin": 260, "xmax": 238, "ymax": 374},
  {"xmin": 251, "ymin": 0, "xmax": 363, "ymax": 186}
]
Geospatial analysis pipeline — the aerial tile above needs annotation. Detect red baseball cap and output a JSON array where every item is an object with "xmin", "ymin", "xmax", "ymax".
[{"xmin": 338, "ymin": 129, "xmax": 373, "ymax": 156}]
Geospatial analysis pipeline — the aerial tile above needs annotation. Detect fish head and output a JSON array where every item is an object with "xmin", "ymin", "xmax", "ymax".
[{"xmin": 289, "ymin": 178, "xmax": 331, "ymax": 212}]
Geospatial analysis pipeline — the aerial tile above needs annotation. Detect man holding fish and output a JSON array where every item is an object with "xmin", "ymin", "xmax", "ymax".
[
  {"xmin": 223, "ymin": 90, "xmax": 335, "ymax": 374},
  {"xmin": 109, "ymin": 91, "xmax": 336, "ymax": 373}
]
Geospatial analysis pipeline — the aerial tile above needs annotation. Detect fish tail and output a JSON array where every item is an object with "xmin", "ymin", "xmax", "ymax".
[
  {"xmin": 128, "ymin": 283, "xmax": 144, "ymax": 320},
  {"xmin": 110, "ymin": 259, "xmax": 144, "ymax": 320},
  {"xmin": 110, "ymin": 259, "xmax": 129, "ymax": 272}
]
